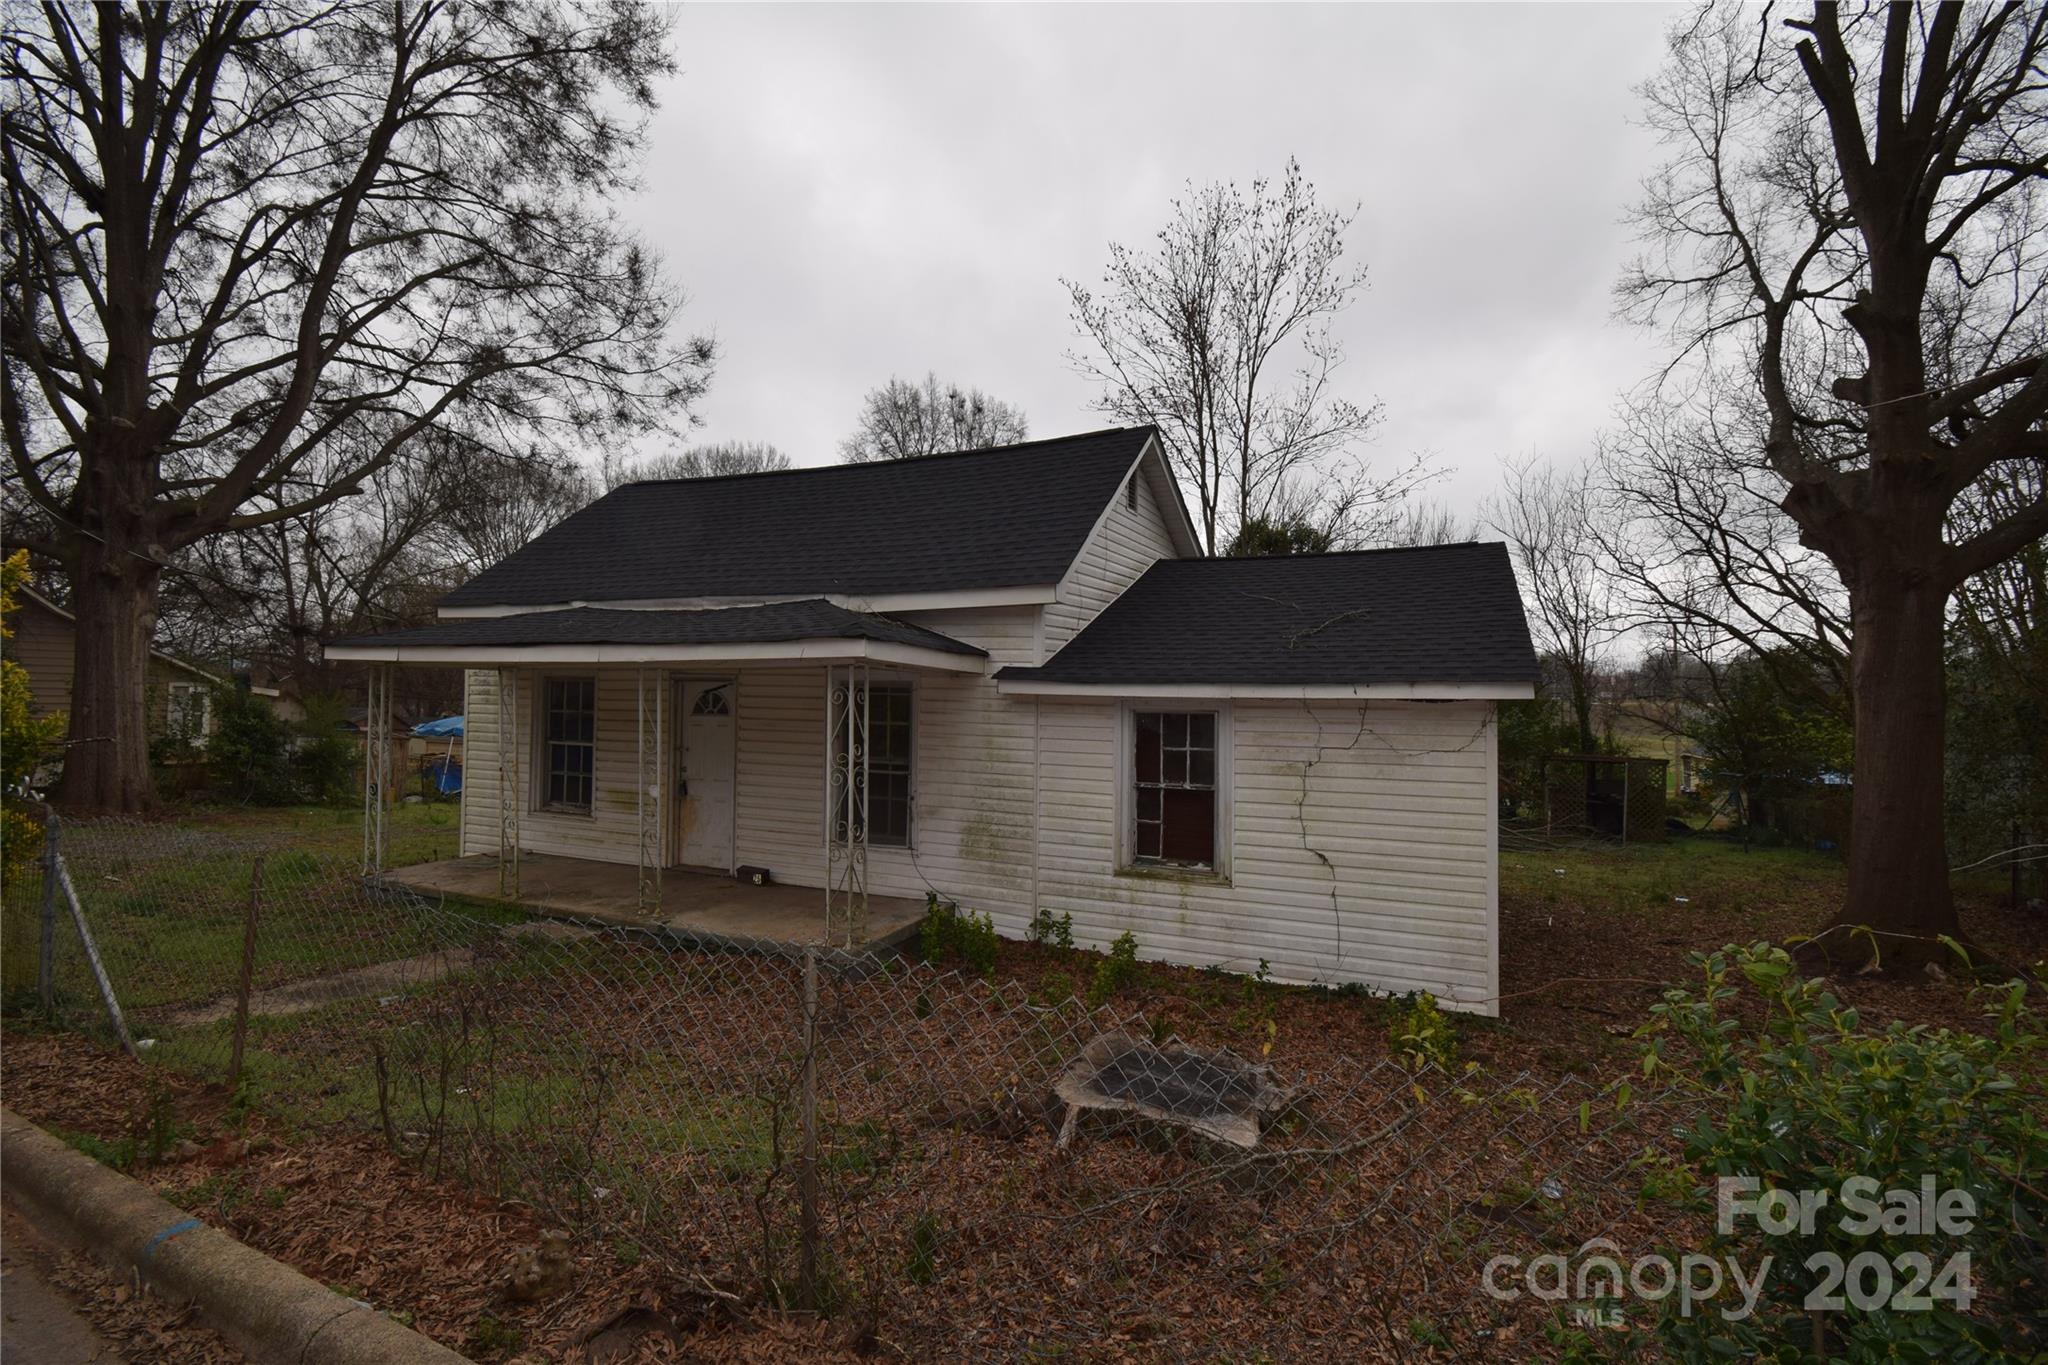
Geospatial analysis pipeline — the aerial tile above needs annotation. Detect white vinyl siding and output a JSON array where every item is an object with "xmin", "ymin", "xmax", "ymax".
[
  {"xmin": 1042, "ymin": 461, "xmax": 1179, "ymax": 656},
  {"xmin": 1034, "ymin": 698, "xmax": 1499, "ymax": 1012},
  {"xmin": 459, "ymin": 670, "xmax": 658, "ymax": 863},
  {"xmin": 454, "ymin": 624, "xmax": 1501, "ymax": 1013}
]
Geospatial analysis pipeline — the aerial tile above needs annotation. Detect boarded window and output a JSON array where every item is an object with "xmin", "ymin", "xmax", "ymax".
[
  {"xmin": 1133, "ymin": 711, "xmax": 1217, "ymax": 868},
  {"xmin": 541, "ymin": 677, "xmax": 596, "ymax": 812},
  {"xmin": 833, "ymin": 683, "xmax": 913, "ymax": 848}
]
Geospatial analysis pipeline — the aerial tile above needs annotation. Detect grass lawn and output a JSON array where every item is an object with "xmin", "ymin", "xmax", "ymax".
[
  {"xmin": 167, "ymin": 797, "xmax": 466, "ymax": 867},
  {"xmin": 1496, "ymin": 829, "xmax": 2043, "ymax": 1064}
]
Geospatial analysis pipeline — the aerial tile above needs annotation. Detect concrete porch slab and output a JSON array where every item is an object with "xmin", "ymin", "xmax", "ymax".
[{"xmin": 381, "ymin": 852, "xmax": 927, "ymax": 951}]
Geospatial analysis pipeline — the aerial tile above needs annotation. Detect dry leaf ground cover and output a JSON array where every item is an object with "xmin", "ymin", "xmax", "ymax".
[{"xmin": 5, "ymin": 807, "xmax": 2040, "ymax": 1360}]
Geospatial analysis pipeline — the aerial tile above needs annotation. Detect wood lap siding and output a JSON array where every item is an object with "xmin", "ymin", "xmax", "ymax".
[{"xmin": 1033, "ymin": 699, "xmax": 1499, "ymax": 1012}]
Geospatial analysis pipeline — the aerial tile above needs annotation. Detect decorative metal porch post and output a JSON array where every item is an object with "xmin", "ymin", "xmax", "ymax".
[
  {"xmin": 824, "ymin": 663, "xmax": 870, "ymax": 947},
  {"xmin": 636, "ymin": 668, "xmax": 665, "ymax": 912},
  {"xmin": 360, "ymin": 664, "xmax": 391, "ymax": 873},
  {"xmin": 497, "ymin": 668, "xmax": 521, "ymax": 898}
]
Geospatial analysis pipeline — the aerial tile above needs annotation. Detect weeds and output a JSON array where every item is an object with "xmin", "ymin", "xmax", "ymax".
[{"xmin": 1086, "ymin": 931, "xmax": 1141, "ymax": 1008}]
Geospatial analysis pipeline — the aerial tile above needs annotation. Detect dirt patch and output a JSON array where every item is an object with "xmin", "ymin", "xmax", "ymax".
[
  {"xmin": 153, "ymin": 949, "xmax": 475, "ymax": 1029},
  {"xmin": 1, "ymin": 1032, "xmax": 859, "ymax": 1363}
]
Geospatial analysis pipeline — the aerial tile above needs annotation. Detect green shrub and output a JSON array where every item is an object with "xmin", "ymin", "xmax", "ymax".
[
  {"xmin": 206, "ymin": 685, "xmax": 299, "ymax": 803},
  {"xmin": 917, "ymin": 896, "xmax": 999, "ymax": 979},
  {"xmin": 1028, "ymin": 908, "xmax": 1074, "ymax": 950},
  {"xmin": 1637, "ymin": 943, "xmax": 2045, "ymax": 1357},
  {"xmin": 1086, "ymin": 931, "xmax": 1140, "ymax": 1009},
  {"xmin": 292, "ymin": 693, "xmax": 358, "ymax": 803},
  {"xmin": 1388, "ymin": 992, "xmax": 1459, "ymax": 1073}
]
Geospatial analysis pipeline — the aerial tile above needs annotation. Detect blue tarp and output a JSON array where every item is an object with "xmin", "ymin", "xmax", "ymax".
[{"xmin": 413, "ymin": 714, "xmax": 464, "ymax": 738}]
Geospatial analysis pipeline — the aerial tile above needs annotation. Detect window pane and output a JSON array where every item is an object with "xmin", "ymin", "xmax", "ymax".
[
  {"xmin": 833, "ymin": 684, "xmax": 912, "ymax": 847},
  {"xmin": 1191, "ymin": 713, "xmax": 1216, "ymax": 749},
  {"xmin": 542, "ymin": 677, "xmax": 597, "ymax": 811},
  {"xmin": 1135, "ymin": 819, "xmax": 1161, "ymax": 861},
  {"xmin": 1191, "ymin": 748, "xmax": 1215, "ymax": 787},
  {"xmin": 1160, "ymin": 788, "xmax": 1215, "ymax": 864},
  {"xmin": 1136, "ymin": 786, "xmax": 1161, "ymax": 823},
  {"xmin": 1164, "ymin": 747, "xmax": 1187, "ymax": 784},
  {"xmin": 1135, "ymin": 713, "xmax": 1161, "ymax": 783},
  {"xmin": 1164, "ymin": 712, "xmax": 1187, "ymax": 747}
]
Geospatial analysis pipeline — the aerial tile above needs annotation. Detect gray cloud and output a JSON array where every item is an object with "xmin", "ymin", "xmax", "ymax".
[{"xmin": 622, "ymin": 3, "xmax": 1681, "ymax": 519}]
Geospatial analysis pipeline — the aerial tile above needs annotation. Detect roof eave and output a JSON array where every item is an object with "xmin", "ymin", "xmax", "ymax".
[
  {"xmin": 323, "ymin": 637, "xmax": 987, "ymax": 674},
  {"xmin": 992, "ymin": 678, "xmax": 1537, "ymax": 701}
]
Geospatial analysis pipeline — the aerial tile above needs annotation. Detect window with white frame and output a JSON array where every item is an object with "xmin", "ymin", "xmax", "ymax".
[
  {"xmin": 1130, "ymin": 710, "xmax": 1219, "ymax": 869},
  {"xmin": 832, "ymin": 682, "xmax": 913, "ymax": 848},
  {"xmin": 165, "ymin": 682, "xmax": 210, "ymax": 746},
  {"xmin": 539, "ymin": 677, "xmax": 596, "ymax": 813}
]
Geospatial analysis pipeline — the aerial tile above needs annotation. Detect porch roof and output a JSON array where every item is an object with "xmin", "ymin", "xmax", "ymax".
[{"xmin": 322, "ymin": 599, "xmax": 987, "ymax": 671}]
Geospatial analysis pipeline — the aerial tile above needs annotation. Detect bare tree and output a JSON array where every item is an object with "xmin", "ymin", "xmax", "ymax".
[
  {"xmin": 1367, "ymin": 498, "xmax": 1478, "ymax": 549},
  {"xmin": 1596, "ymin": 386, "xmax": 1853, "ymax": 716},
  {"xmin": 838, "ymin": 374, "xmax": 1027, "ymax": 463},
  {"xmin": 2, "ymin": 1, "xmax": 712, "ymax": 813},
  {"xmin": 1066, "ymin": 158, "xmax": 1424, "ymax": 554},
  {"xmin": 1484, "ymin": 457, "xmax": 1624, "ymax": 751},
  {"xmin": 1622, "ymin": 2, "xmax": 2048, "ymax": 966},
  {"xmin": 602, "ymin": 440, "xmax": 791, "ymax": 488}
]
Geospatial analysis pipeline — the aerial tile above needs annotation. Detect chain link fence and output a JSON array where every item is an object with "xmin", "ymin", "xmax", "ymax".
[{"xmin": 19, "ymin": 815, "xmax": 1719, "ymax": 1359}]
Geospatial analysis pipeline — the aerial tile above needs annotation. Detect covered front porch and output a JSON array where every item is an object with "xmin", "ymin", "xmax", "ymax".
[
  {"xmin": 385, "ymin": 852, "xmax": 927, "ymax": 949},
  {"xmin": 325, "ymin": 599, "xmax": 988, "ymax": 949}
]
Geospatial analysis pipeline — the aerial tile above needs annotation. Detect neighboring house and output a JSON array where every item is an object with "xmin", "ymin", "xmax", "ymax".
[
  {"xmin": 327, "ymin": 427, "xmax": 1537, "ymax": 1012},
  {"xmin": 7, "ymin": 585, "xmax": 223, "ymax": 743}
]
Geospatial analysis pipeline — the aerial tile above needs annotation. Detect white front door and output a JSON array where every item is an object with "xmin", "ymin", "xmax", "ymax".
[{"xmin": 677, "ymin": 680, "xmax": 736, "ymax": 869}]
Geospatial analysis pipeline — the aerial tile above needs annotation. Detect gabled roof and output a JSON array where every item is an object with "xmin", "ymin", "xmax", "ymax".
[
  {"xmin": 324, "ymin": 600, "xmax": 985, "ymax": 671},
  {"xmin": 440, "ymin": 427, "xmax": 1172, "ymax": 610},
  {"xmin": 996, "ymin": 543, "xmax": 1539, "ymax": 696}
]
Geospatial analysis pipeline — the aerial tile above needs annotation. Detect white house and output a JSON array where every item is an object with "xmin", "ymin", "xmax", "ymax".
[{"xmin": 325, "ymin": 427, "xmax": 1537, "ymax": 1013}]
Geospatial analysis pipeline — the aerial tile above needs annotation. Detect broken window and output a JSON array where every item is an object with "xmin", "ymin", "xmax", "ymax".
[{"xmin": 1132, "ymin": 710, "xmax": 1218, "ymax": 869}]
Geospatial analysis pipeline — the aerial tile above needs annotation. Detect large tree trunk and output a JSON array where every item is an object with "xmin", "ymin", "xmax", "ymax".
[
  {"xmin": 1811, "ymin": 576, "xmax": 1960, "ymax": 972},
  {"xmin": 51, "ymin": 545, "xmax": 164, "ymax": 816}
]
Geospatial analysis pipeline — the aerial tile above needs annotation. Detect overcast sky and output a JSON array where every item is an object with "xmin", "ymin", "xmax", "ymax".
[{"xmin": 622, "ymin": 3, "xmax": 1683, "ymax": 523}]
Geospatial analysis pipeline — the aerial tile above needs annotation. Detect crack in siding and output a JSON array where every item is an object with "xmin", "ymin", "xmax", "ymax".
[{"xmin": 1294, "ymin": 704, "xmax": 1494, "ymax": 977}]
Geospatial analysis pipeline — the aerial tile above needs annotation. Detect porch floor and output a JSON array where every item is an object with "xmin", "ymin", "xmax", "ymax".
[{"xmin": 383, "ymin": 852, "xmax": 926, "ymax": 950}]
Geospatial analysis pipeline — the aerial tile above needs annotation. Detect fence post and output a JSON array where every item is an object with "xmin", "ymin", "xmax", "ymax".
[
  {"xmin": 798, "ymin": 945, "xmax": 820, "ymax": 1311},
  {"xmin": 230, "ymin": 856, "xmax": 264, "ymax": 1088},
  {"xmin": 1621, "ymin": 761, "xmax": 1631, "ymax": 845},
  {"xmin": 37, "ymin": 813, "xmax": 59, "ymax": 1013},
  {"xmin": 54, "ymin": 855, "xmax": 137, "ymax": 1058}
]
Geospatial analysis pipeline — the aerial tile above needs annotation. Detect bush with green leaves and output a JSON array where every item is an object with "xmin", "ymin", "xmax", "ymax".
[
  {"xmin": 1027, "ymin": 907, "xmax": 1074, "ymax": 950},
  {"xmin": 206, "ymin": 685, "xmax": 300, "ymax": 803},
  {"xmin": 1086, "ymin": 930, "xmax": 1140, "ymax": 1009},
  {"xmin": 1636, "ymin": 943, "xmax": 2045, "ymax": 1358},
  {"xmin": 1388, "ymin": 991, "xmax": 1460, "ymax": 1073},
  {"xmin": 916, "ymin": 896, "xmax": 999, "ymax": 979},
  {"xmin": 292, "ymin": 694, "xmax": 359, "ymax": 804}
]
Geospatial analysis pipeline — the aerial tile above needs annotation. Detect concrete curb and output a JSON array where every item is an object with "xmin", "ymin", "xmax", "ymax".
[{"xmin": 1, "ymin": 1107, "xmax": 472, "ymax": 1364}]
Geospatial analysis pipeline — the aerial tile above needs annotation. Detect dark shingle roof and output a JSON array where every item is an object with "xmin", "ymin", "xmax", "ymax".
[
  {"xmin": 333, "ymin": 601, "xmax": 984, "ymax": 656},
  {"xmin": 996, "ymin": 543, "xmax": 1537, "ymax": 687},
  {"xmin": 440, "ymin": 427, "xmax": 1158, "ymax": 608}
]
